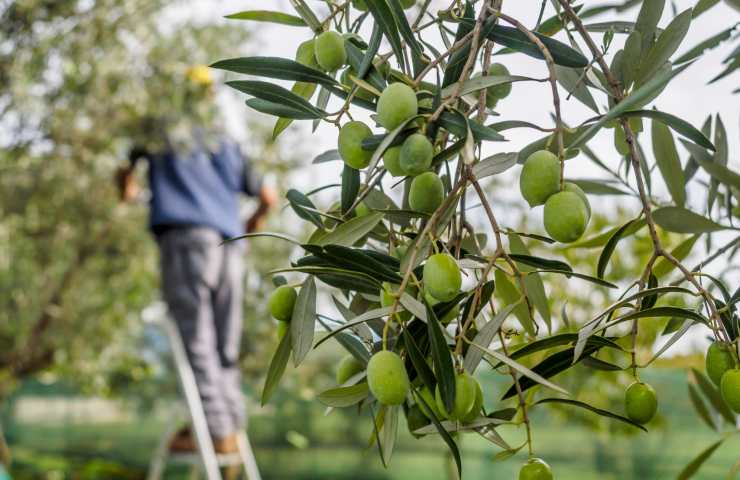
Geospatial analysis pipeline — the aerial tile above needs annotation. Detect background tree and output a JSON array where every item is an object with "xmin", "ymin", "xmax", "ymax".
[{"xmin": 0, "ymin": 0, "xmax": 307, "ymax": 451}]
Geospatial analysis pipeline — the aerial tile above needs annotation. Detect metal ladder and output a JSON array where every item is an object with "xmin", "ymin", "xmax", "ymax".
[{"xmin": 146, "ymin": 314, "xmax": 261, "ymax": 480}]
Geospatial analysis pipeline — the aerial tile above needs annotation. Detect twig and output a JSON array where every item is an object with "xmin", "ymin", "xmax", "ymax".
[
  {"xmin": 499, "ymin": 330, "xmax": 534, "ymax": 456},
  {"xmin": 383, "ymin": 178, "xmax": 468, "ymax": 348},
  {"xmin": 413, "ymin": 31, "xmax": 474, "ymax": 86},
  {"xmin": 494, "ymin": 10, "xmax": 565, "ymax": 186},
  {"xmin": 429, "ymin": 0, "xmax": 494, "ymax": 122}
]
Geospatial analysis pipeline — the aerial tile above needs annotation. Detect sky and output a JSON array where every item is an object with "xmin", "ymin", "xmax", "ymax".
[{"xmin": 168, "ymin": 0, "xmax": 740, "ymax": 354}]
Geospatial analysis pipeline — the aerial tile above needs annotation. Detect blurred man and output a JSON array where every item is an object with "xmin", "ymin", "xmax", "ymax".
[{"xmin": 117, "ymin": 65, "xmax": 277, "ymax": 454}]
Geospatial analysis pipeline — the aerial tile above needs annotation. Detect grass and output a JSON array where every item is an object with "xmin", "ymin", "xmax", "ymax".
[
  {"xmin": 5, "ymin": 369, "xmax": 739, "ymax": 479},
  {"xmin": 7, "ymin": 421, "xmax": 739, "ymax": 479}
]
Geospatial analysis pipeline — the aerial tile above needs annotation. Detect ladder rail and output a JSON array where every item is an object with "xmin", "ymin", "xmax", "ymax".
[
  {"xmin": 146, "ymin": 411, "xmax": 181, "ymax": 480},
  {"xmin": 237, "ymin": 432, "xmax": 262, "ymax": 480},
  {"xmin": 162, "ymin": 315, "xmax": 223, "ymax": 480}
]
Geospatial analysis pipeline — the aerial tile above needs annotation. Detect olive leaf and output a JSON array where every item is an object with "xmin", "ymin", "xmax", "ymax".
[
  {"xmin": 652, "ymin": 207, "xmax": 732, "ymax": 234},
  {"xmin": 291, "ymin": 276, "xmax": 317, "ymax": 365},
  {"xmin": 261, "ymin": 332, "xmax": 292, "ymax": 405},
  {"xmin": 318, "ymin": 383, "xmax": 369, "ymax": 407},
  {"xmin": 225, "ymin": 10, "xmax": 306, "ymax": 26},
  {"xmin": 651, "ymin": 117, "xmax": 686, "ymax": 207}
]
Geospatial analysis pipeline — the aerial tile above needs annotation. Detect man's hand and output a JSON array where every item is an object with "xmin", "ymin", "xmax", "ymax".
[
  {"xmin": 116, "ymin": 167, "xmax": 139, "ymax": 202},
  {"xmin": 258, "ymin": 184, "xmax": 279, "ymax": 209},
  {"xmin": 245, "ymin": 185, "xmax": 278, "ymax": 233}
]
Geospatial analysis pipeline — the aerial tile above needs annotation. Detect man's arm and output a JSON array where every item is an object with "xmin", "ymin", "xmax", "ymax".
[
  {"xmin": 246, "ymin": 184, "xmax": 278, "ymax": 233},
  {"xmin": 116, "ymin": 146, "xmax": 147, "ymax": 202},
  {"xmin": 238, "ymin": 144, "xmax": 277, "ymax": 233}
]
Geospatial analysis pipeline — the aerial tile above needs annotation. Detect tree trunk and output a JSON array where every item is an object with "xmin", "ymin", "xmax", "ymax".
[{"xmin": 0, "ymin": 421, "xmax": 10, "ymax": 467}]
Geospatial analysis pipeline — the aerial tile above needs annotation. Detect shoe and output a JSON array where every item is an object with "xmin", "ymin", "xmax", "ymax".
[
  {"xmin": 213, "ymin": 433, "xmax": 239, "ymax": 454},
  {"xmin": 169, "ymin": 427, "xmax": 196, "ymax": 453}
]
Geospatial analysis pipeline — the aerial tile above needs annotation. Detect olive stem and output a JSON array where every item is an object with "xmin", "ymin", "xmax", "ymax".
[
  {"xmin": 429, "ymin": 0, "xmax": 494, "ymax": 122},
  {"xmin": 382, "ymin": 179, "xmax": 467, "ymax": 349},
  {"xmin": 492, "ymin": 10, "xmax": 565, "ymax": 189},
  {"xmin": 499, "ymin": 330, "xmax": 534, "ymax": 456}
]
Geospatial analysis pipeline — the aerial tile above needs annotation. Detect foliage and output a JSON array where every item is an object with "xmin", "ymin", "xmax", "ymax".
[
  {"xmin": 219, "ymin": 1, "xmax": 740, "ymax": 478},
  {"xmin": 0, "ymin": 0, "xmax": 261, "ymax": 394}
]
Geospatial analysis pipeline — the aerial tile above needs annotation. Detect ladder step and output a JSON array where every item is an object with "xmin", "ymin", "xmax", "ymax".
[{"xmin": 168, "ymin": 452, "xmax": 244, "ymax": 467}]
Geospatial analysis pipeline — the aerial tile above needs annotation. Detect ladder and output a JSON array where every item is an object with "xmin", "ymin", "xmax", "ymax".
[{"xmin": 146, "ymin": 313, "xmax": 261, "ymax": 480}]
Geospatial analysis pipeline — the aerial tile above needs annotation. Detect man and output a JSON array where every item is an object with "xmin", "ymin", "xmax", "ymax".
[{"xmin": 117, "ymin": 66, "xmax": 277, "ymax": 453}]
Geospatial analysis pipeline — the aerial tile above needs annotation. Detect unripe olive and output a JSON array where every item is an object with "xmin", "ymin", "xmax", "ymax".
[
  {"xmin": 399, "ymin": 133, "xmax": 433, "ymax": 176},
  {"xmin": 720, "ymin": 368, "xmax": 740, "ymax": 413},
  {"xmin": 519, "ymin": 150, "xmax": 560, "ymax": 207},
  {"xmin": 563, "ymin": 181, "xmax": 591, "ymax": 221},
  {"xmin": 367, "ymin": 350, "xmax": 410, "ymax": 405},
  {"xmin": 269, "ymin": 286, "xmax": 297, "ymax": 321},
  {"xmin": 315, "ymin": 31, "xmax": 347, "ymax": 72},
  {"xmin": 706, "ymin": 342, "xmax": 735, "ymax": 386},
  {"xmin": 338, "ymin": 121, "xmax": 373, "ymax": 169},
  {"xmin": 383, "ymin": 145, "xmax": 405, "ymax": 177},
  {"xmin": 519, "ymin": 458, "xmax": 554, "ymax": 480},
  {"xmin": 336, "ymin": 354, "xmax": 364, "ymax": 384},
  {"xmin": 543, "ymin": 191, "xmax": 589, "ymax": 243},
  {"xmin": 624, "ymin": 381, "xmax": 658, "ymax": 424},
  {"xmin": 295, "ymin": 39, "xmax": 319, "ymax": 69},
  {"xmin": 434, "ymin": 372, "xmax": 477, "ymax": 420},
  {"xmin": 487, "ymin": 63, "xmax": 512, "ymax": 100},
  {"xmin": 409, "ymin": 171, "xmax": 444, "ymax": 214},
  {"xmin": 461, "ymin": 378, "xmax": 483, "ymax": 423},
  {"xmin": 423, "ymin": 253, "xmax": 461, "ymax": 302},
  {"xmin": 376, "ymin": 83, "xmax": 418, "ymax": 130}
]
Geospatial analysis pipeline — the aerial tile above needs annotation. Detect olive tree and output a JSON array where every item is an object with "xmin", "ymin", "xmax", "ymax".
[
  {"xmin": 217, "ymin": 0, "xmax": 740, "ymax": 478},
  {"xmin": 0, "ymin": 0, "xmax": 254, "ymax": 400}
]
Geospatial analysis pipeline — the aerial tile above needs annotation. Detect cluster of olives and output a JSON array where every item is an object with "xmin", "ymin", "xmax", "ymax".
[
  {"xmin": 519, "ymin": 150, "xmax": 591, "ymax": 243},
  {"xmin": 331, "ymin": 253, "xmax": 555, "ymax": 478},
  {"xmin": 294, "ymin": 28, "xmax": 446, "ymax": 217},
  {"xmin": 338, "ymin": 80, "xmax": 448, "ymax": 216},
  {"xmin": 269, "ymin": 254, "xmax": 473, "ymax": 407},
  {"xmin": 364, "ymin": 252, "xmax": 464, "ymax": 402},
  {"xmin": 302, "ymin": 29, "xmax": 436, "ymax": 213},
  {"xmin": 361, "ymin": 354, "xmax": 485, "ymax": 423},
  {"xmin": 706, "ymin": 342, "xmax": 740, "ymax": 413}
]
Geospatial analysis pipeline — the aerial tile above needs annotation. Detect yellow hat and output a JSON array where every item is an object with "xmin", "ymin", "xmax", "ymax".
[{"xmin": 185, "ymin": 65, "xmax": 213, "ymax": 87}]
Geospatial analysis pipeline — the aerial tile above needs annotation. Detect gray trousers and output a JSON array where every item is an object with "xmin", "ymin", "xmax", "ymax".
[{"xmin": 158, "ymin": 227, "xmax": 245, "ymax": 438}]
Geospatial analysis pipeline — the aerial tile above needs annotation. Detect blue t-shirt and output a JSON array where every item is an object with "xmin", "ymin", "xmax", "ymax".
[{"xmin": 132, "ymin": 137, "xmax": 261, "ymax": 239}]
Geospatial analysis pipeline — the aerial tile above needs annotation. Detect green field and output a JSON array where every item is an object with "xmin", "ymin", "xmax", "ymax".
[{"xmin": 4, "ymin": 369, "xmax": 739, "ymax": 479}]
